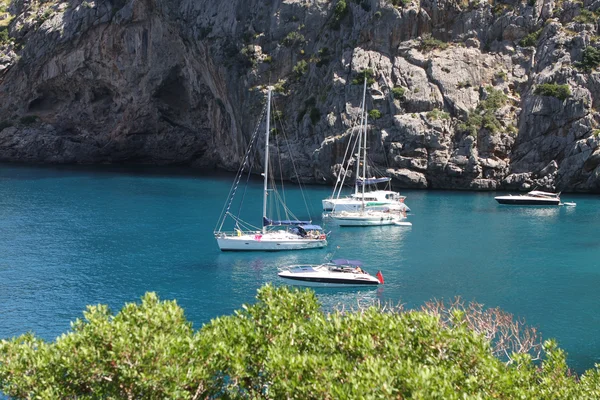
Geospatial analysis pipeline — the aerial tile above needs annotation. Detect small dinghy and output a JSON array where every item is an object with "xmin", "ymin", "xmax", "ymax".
[
  {"xmin": 562, "ymin": 202, "xmax": 577, "ymax": 207},
  {"xmin": 278, "ymin": 259, "xmax": 384, "ymax": 288}
]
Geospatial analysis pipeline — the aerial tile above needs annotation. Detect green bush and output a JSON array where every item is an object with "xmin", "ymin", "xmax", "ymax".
[
  {"xmin": 0, "ymin": 27, "xmax": 8, "ymax": 45},
  {"xmin": 330, "ymin": 0, "xmax": 349, "ymax": 29},
  {"xmin": 392, "ymin": 86, "xmax": 406, "ymax": 100},
  {"xmin": 419, "ymin": 33, "xmax": 449, "ymax": 52},
  {"xmin": 293, "ymin": 59, "xmax": 308, "ymax": 78},
  {"xmin": 534, "ymin": 83, "xmax": 571, "ymax": 101},
  {"xmin": 481, "ymin": 86, "xmax": 507, "ymax": 111},
  {"xmin": 281, "ymin": 31, "xmax": 305, "ymax": 47},
  {"xmin": 273, "ymin": 79, "xmax": 288, "ymax": 94},
  {"xmin": 457, "ymin": 87, "xmax": 507, "ymax": 135},
  {"xmin": 573, "ymin": 8, "xmax": 597, "ymax": 24},
  {"xmin": 577, "ymin": 46, "xmax": 600, "ymax": 72},
  {"xmin": 368, "ymin": 109, "xmax": 382, "ymax": 119},
  {"xmin": 458, "ymin": 111, "xmax": 483, "ymax": 136},
  {"xmin": 426, "ymin": 108, "xmax": 450, "ymax": 120},
  {"xmin": 1, "ymin": 286, "xmax": 600, "ymax": 398},
  {"xmin": 519, "ymin": 29, "xmax": 542, "ymax": 47},
  {"xmin": 351, "ymin": 69, "xmax": 375, "ymax": 85}
]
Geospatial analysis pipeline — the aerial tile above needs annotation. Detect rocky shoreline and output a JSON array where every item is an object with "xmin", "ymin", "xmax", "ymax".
[{"xmin": 0, "ymin": 0, "xmax": 599, "ymax": 192}]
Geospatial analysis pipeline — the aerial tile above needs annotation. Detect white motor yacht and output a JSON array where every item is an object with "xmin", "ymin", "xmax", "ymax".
[
  {"xmin": 278, "ymin": 259, "xmax": 384, "ymax": 287},
  {"xmin": 494, "ymin": 190, "xmax": 561, "ymax": 206}
]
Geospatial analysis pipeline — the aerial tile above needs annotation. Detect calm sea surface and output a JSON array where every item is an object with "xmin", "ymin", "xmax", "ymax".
[{"xmin": 1, "ymin": 164, "xmax": 599, "ymax": 373}]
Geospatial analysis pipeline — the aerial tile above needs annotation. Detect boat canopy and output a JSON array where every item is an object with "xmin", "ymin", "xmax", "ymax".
[
  {"xmin": 263, "ymin": 217, "xmax": 312, "ymax": 226},
  {"xmin": 297, "ymin": 224, "xmax": 323, "ymax": 231},
  {"xmin": 356, "ymin": 177, "xmax": 391, "ymax": 186},
  {"xmin": 332, "ymin": 259, "xmax": 363, "ymax": 267},
  {"xmin": 529, "ymin": 190, "xmax": 559, "ymax": 197}
]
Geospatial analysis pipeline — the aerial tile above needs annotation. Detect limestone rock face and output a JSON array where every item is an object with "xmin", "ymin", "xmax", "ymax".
[{"xmin": 0, "ymin": 0, "xmax": 599, "ymax": 192}]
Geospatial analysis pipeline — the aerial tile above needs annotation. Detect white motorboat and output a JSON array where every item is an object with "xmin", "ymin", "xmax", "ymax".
[
  {"xmin": 494, "ymin": 190, "xmax": 561, "ymax": 206},
  {"xmin": 322, "ymin": 79, "xmax": 410, "ymax": 215},
  {"xmin": 278, "ymin": 259, "xmax": 384, "ymax": 287},
  {"xmin": 214, "ymin": 88, "xmax": 327, "ymax": 251}
]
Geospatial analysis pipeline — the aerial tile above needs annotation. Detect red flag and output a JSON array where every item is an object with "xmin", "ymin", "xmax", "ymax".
[{"xmin": 376, "ymin": 271, "xmax": 384, "ymax": 284}]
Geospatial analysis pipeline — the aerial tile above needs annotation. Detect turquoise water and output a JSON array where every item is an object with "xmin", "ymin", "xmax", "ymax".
[{"xmin": 1, "ymin": 164, "xmax": 600, "ymax": 373}]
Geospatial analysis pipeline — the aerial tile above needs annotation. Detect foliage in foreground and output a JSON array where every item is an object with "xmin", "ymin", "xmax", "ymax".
[{"xmin": 1, "ymin": 286, "xmax": 600, "ymax": 399}]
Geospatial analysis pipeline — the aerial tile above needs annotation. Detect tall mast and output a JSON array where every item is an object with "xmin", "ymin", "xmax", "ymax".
[
  {"xmin": 356, "ymin": 77, "xmax": 368, "ymax": 197},
  {"xmin": 262, "ymin": 87, "xmax": 272, "ymax": 234},
  {"xmin": 361, "ymin": 109, "xmax": 368, "ymax": 211}
]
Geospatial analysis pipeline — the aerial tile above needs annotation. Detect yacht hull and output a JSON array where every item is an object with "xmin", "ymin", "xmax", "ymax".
[
  {"xmin": 329, "ymin": 212, "xmax": 405, "ymax": 226},
  {"xmin": 495, "ymin": 196, "xmax": 560, "ymax": 205},
  {"xmin": 322, "ymin": 198, "xmax": 410, "ymax": 213},
  {"xmin": 216, "ymin": 234, "xmax": 326, "ymax": 251}
]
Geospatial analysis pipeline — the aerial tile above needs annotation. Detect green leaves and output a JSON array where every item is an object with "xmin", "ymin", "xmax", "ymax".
[
  {"xmin": 1, "ymin": 286, "xmax": 600, "ymax": 398},
  {"xmin": 534, "ymin": 83, "xmax": 572, "ymax": 101}
]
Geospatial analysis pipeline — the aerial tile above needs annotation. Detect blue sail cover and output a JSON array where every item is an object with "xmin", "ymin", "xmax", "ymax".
[
  {"xmin": 332, "ymin": 259, "xmax": 363, "ymax": 267},
  {"xmin": 263, "ymin": 217, "xmax": 311, "ymax": 226},
  {"xmin": 297, "ymin": 224, "xmax": 323, "ymax": 231},
  {"xmin": 356, "ymin": 177, "xmax": 391, "ymax": 186}
]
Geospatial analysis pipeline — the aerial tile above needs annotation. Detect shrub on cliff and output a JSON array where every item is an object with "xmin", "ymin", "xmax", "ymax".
[
  {"xmin": 577, "ymin": 46, "xmax": 600, "ymax": 72},
  {"xmin": 519, "ymin": 29, "xmax": 542, "ymax": 48},
  {"xmin": 534, "ymin": 83, "xmax": 571, "ymax": 101},
  {"xmin": 418, "ymin": 33, "xmax": 449, "ymax": 52},
  {"xmin": 458, "ymin": 86, "xmax": 507, "ymax": 135},
  {"xmin": 330, "ymin": 0, "xmax": 349, "ymax": 29},
  {"xmin": 1, "ymin": 286, "xmax": 600, "ymax": 399},
  {"xmin": 392, "ymin": 86, "xmax": 406, "ymax": 100},
  {"xmin": 0, "ymin": 28, "xmax": 7, "ymax": 45},
  {"xmin": 351, "ymin": 68, "xmax": 375, "ymax": 85}
]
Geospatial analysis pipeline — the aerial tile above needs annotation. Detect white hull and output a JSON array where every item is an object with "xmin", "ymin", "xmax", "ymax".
[
  {"xmin": 322, "ymin": 195, "xmax": 410, "ymax": 213},
  {"xmin": 329, "ymin": 211, "xmax": 406, "ymax": 227},
  {"xmin": 216, "ymin": 232, "xmax": 326, "ymax": 251},
  {"xmin": 495, "ymin": 194, "xmax": 560, "ymax": 206},
  {"xmin": 278, "ymin": 264, "xmax": 380, "ymax": 287}
]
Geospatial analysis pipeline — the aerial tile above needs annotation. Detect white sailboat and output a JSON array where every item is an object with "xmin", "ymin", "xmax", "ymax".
[
  {"xmin": 327, "ymin": 80, "xmax": 411, "ymax": 227},
  {"xmin": 322, "ymin": 79, "xmax": 410, "ymax": 215},
  {"xmin": 214, "ymin": 88, "xmax": 328, "ymax": 251}
]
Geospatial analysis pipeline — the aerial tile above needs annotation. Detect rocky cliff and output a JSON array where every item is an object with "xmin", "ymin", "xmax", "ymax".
[{"xmin": 1, "ymin": 0, "xmax": 599, "ymax": 191}]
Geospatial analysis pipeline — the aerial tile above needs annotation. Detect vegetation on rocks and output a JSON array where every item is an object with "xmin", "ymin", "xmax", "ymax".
[
  {"xmin": 1, "ymin": 286, "xmax": 600, "ymax": 399},
  {"xmin": 419, "ymin": 33, "xmax": 449, "ymax": 52},
  {"xmin": 458, "ymin": 87, "xmax": 508, "ymax": 136},
  {"xmin": 426, "ymin": 108, "xmax": 450, "ymax": 120},
  {"xmin": 293, "ymin": 59, "xmax": 308, "ymax": 78},
  {"xmin": 519, "ymin": 29, "xmax": 543, "ymax": 47},
  {"xmin": 534, "ymin": 83, "xmax": 572, "ymax": 101},
  {"xmin": 368, "ymin": 109, "xmax": 382, "ymax": 119},
  {"xmin": 281, "ymin": 30, "xmax": 306, "ymax": 48},
  {"xmin": 331, "ymin": 0, "xmax": 349, "ymax": 29},
  {"xmin": 351, "ymin": 69, "xmax": 375, "ymax": 85},
  {"xmin": 392, "ymin": 86, "xmax": 406, "ymax": 100},
  {"xmin": 577, "ymin": 46, "xmax": 600, "ymax": 72}
]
